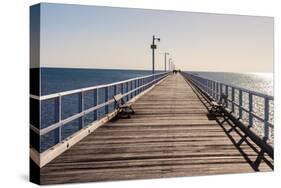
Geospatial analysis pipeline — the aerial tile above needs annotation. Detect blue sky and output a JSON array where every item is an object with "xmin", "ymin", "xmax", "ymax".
[{"xmin": 33, "ymin": 3, "xmax": 273, "ymax": 72}]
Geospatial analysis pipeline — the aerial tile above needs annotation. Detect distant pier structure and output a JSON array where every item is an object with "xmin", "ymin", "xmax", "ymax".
[{"xmin": 30, "ymin": 72, "xmax": 273, "ymax": 184}]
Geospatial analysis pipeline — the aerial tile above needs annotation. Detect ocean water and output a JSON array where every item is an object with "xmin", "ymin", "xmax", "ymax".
[
  {"xmin": 36, "ymin": 68, "xmax": 274, "ymax": 151},
  {"xmin": 40, "ymin": 68, "xmax": 160, "ymax": 95},
  {"xmin": 189, "ymin": 71, "xmax": 273, "ymax": 96}
]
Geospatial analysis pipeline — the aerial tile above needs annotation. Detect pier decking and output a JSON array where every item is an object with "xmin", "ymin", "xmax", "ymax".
[{"xmin": 40, "ymin": 74, "xmax": 273, "ymax": 184}]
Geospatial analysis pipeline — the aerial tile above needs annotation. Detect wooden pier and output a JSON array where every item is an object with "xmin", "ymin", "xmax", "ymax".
[{"xmin": 40, "ymin": 74, "xmax": 273, "ymax": 184}]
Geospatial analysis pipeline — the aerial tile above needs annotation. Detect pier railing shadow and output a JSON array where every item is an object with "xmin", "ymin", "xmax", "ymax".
[{"xmin": 182, "ymin": 74, "xmax": 273, "ymax": 171}]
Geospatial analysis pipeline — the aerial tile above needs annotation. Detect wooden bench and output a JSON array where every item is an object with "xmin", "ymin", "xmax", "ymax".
[
  {"xmin": 113, "ymin": 94, "xmax": 135, "ymax": 118},
  {"xmin": 209, "ymin": 93, "xmax": 228, "ymax": 115}
]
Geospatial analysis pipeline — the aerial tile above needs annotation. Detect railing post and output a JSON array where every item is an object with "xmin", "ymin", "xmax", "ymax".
[
  {"xmin": 231, "ymin": 87, "xmax": 235, "ymax": 112},
  {"xmin": 204, "ymin": 78, "xmax": 207, "ymax": 92},
  {"xmin": 264, "ymin": 97, "xmax": 269, "ymax": 141},
  {"xmin": 208, "ymin": 80, "xmax": 210, "ymax": 94},
  {"xmin": 130, "ymin": 81, "xmax": 133, "ymax": 99},
  {"xmin": 94, "ymin": 88, "xmax": 98, "ymax": 120},
  {"xmin": 225, "ymin": 85, "xmax": 229, "ymax": 108},
  {"xmin": 213, "ymin": 81, "xmax": 215, "ymax": 99},
  {"xmin": 239, "ymin": 89, "xmax": 243, "ymax": 119},
  {"xmin": 211, "ymin": 81, "xmax": 213, "ymax": 98},
  {"xmin": 216, "ymin": 82, "xmax": 219, "ymax": 100},
  {"xmin": 249, "ymin": 93, "xmax": 253, "ymax": 127},
  {"xmin": 139, "ymin": 79, "xmax": 142, "ymax": 92},
  {"xmin": 126, "ymin": 82, "xmax": 129, "ymax": 101},
  {"xmin": 105, "ymin": 87, "xmax": 109, "ymax": 114},
  {"xmin": 219, "ymin": 83, "xmax": 222, "ymax": 101},
  {"xmin": 121, "ymin": 83, "xmax": 124, "ymax": 94},
  {"xmin": 56, "ymin": 95, "xmax": 62, "ymax": 143},
  {"xmin": 135, "ymin": 80, "xmax": 137, "ymax": 96},
  {"xmin": 114, "ymin": 85, "xmax": 117, "ymax": 109},
  {"xmin": 136, "ymin": 80, "xmax": 139, "ymax": 95},
  {"xmin": 79, "ymin": 91, "xmax": 84, "ymax": 129},
  {"xmin": 208, "ymin": 80, "xmax": 211, "ymax": 96},
  {"xmin": 141, "ymin": 78, "xmax": 143, "ymax": 92}
]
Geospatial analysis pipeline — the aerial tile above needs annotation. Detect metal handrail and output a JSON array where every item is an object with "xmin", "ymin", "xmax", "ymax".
[
  {"xmin": 186, "ymin": 73, "xmax": 273, "ymax": 100},
  {"xmin": 183, "ymin": 72, "xmax": 274, "ymax": 142},
  {"xmin": 30, "ymin": 72, "xmax": 168, "ymax": 100},
  {"xmin": 30, "ymin": 72, "xmax": 170, "ymax": 152}
]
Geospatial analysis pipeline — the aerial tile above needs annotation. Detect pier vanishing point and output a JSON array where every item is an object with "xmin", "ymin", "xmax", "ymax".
[{"xmin": 30, "ymin": 72, "xmax": 274, "ymax": 184}]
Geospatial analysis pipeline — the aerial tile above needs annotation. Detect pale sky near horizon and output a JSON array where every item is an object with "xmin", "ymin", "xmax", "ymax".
[{"xmin": 33, "ymin": 3, "xmax": 274, "ymax": 72}]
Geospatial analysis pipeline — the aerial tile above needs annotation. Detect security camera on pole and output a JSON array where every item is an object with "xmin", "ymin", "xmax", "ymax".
[{"xmin": 151, "ymin": 35, "xmax": 160, "ymax": 74}]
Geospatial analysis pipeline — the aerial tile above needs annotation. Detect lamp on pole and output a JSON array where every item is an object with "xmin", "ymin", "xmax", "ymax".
[
  {"xmin": 150, "ymin": 35, "xmax": 160, "ymax": 74},
  {"xmin": 164, "ymin": 52, "xmax": 169, "ymax": 72}
]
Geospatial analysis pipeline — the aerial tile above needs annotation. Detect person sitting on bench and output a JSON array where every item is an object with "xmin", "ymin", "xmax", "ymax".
[{"xmin": 113, "ymin": 94, "xmax": 135, "ymax": 118}]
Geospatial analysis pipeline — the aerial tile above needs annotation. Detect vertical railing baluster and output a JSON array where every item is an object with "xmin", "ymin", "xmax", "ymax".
[
  {"xmin": 219, "ymin": 83, "xmax": 222, "ymax": 102},
  {"xmin": 264, "ymin": 97, "xmax": 269, "ymax": 141},
  {"xmin": 130, "ymin": 81, "xmax": 133, "ymax": 99},
  {"xmin": 216, "ymin": 82, "xmax": 219, "ymax": 100},
  {"xmin": 225, "ymin": 85, "xmax": 229, "ymax": 108},
  {"xmin": 136, "ymin": 80, "xmax": 138, "ymax": 95},
  {"xmin": 114, "ymin": 85, "xmax": 117, "ymax": 109},
  {"xmin": 135, "ymin": 80, "xmax": 137, "ymax": 93},
  {"xmin": 130, "ymin": 81, "xmax": 133, "ymax": 98},
  {"xmin": 121, "ymin": 83, "xmax": 124, "ymax": 94},
  {"xmin": 79, "ymin": 91, "xmax": 84, "ymax": 129},
  {"xmin": 141, "ymin": 78, "xmax": 143, "ymax": 92},
  {"xmin": 213, "ymin": 81, "xmax": 215, "ymax": 99},
  {"xmin": 57, "ymin": 95, "xmax": 62, "ymax": 142},
  {"xmin": 138, "ymin": 79, "xmax": 141, "ymax": 94},
  {"xmin": 239, "ymin": 89, "xmax": 243, "ymax": 119},
  {"xmin": 205, "ymin": 79, "xmax": 207, "ymax": 92},
  {"xmin": 139, "ymin": 79, "xmax": 141, "ymax": 94},
  {"xmin": 209, "ymin": 80, "xmax": 211, "ymax": 96},
  {"xmin": 126, "ymin": 82, "xmax": 129, "ymax": 101},
  {"xmin": 211, "ymin": 81, "xmax": 213, "ymax": 98},
  {"xmin": 231, "ymin": 87, "xmax": 235, "ymax": 112},
  {"xmin": 105, "ymin": 87, "xmax": 109, "ymax": 114},
  {"xmin": 207, "ymin": 80, "xmax": 210, "ymax": 95},
  {"xmin": 134, "ymin": 80, "xmax": 137, "ymax": 97},
  {"xmin": 212, "ymin": 81, "xmax": 213, "ymax": 99},
  {"xmin": 95, "ymin": 88, "xmax": 98, "ymax": 120},
  {"xmin": 248, "ymin": 93, "xmax": 253, "ymax": 127}
]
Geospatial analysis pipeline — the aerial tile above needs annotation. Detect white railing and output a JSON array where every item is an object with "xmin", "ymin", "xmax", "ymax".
[
  {"xmin": 182, "ymin": 72, "xmax": 274, "ymax": 145},
  {"xmin": 30, "ymin": 72, "xmax": 170, "ymax": 152}
]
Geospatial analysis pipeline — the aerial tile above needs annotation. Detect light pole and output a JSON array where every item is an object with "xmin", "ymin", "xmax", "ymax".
[
  {"xmin": 169, "ymin": 58, "xmax": 172, "ymax": 71},
  {"xmin": 151, "ymin": 35, "xmax": 160, "ymax": 74},
  {"xmin": 164, "ymin": 52, "xmax": 169, "ymax": 72}
]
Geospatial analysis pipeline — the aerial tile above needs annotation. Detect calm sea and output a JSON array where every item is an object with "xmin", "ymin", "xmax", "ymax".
[
  {"xmin": 40, "ymin": 68, "xmax": 273, "ymax": 96},
  {"xmin": 188, "ymin": 71, "xmax": 273, "ymax": 96},
  {"xmin": 40, "ymin": 68, "xmax": 159, "ymax": 95}
]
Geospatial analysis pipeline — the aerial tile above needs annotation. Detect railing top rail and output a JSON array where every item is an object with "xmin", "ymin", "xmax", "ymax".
[
  {"xmin": 186, "ymin": 72, "xmax": 274, "ymax": 100},
  {"xmin": 30, "ymin": 72, "xmax": 168, "ymax": 101}
]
